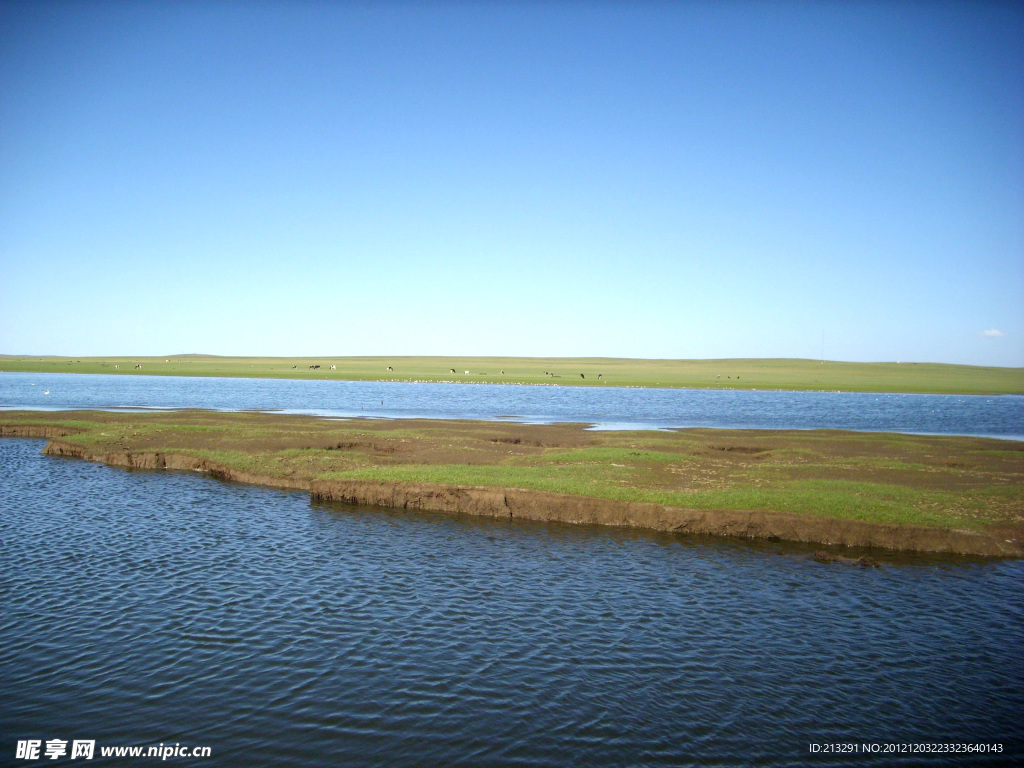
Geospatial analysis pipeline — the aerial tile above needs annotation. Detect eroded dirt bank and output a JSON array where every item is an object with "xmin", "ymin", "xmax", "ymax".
[
  {"xmin": 26, "ymin": 433, "xmax": 1021, "ymax": 557},
  {"xmin": 0, "ymin": 424, "xmax": 84, "ymax": 439},
  {"xmin": 41, "ymin": 438, "xmax": 309, "ymax": 492},
  {"xmin": 309, "ymin": 479, "xmax": 1018, "ymax": 556}
]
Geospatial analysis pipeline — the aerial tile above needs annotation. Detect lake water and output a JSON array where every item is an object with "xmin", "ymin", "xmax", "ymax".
[
  {"xmin": 1, "ymin": 372, "xmax": 1022, "ymax": 439},
  {"xmin": 1, "ymin": 439, "xmax": 1021, "ymax": 766}
]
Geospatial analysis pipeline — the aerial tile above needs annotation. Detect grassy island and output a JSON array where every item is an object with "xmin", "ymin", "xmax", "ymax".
[
  {"xmin": 2, "ymin": 355, "xmax": 1022, "ymax": 394},
  {"xmin": 3, "ymin": 410, "xmax": 1021, "ymax": 556}
]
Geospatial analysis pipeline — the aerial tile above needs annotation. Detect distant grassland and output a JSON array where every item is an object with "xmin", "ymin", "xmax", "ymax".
[{"xmin": 2, "ymin": 355, "xmax": 1022, "ymax": 394}]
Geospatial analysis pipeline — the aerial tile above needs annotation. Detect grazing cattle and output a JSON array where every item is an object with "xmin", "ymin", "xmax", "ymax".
[
  {"xmin": 500, "ymin": 370, "xmax": 504, "ymax": 375},
  {"xmin": 580, "ymin": 373, "xmax": 585, "ymax": 379},
  {"xmin": 387, "ymin": 366, "xmax": 393, "ymax": 372},
  {"xmin": 450, "ymin": 368, "xmax": 456, "ymax": 374},
  {"xmin": 330, "ymin": 365, "xmax": 336, "ymax": 370},
  {"xmin": 598, "ymin": 374, "xmax": 602, "ymax": 380},
  {"xmin": 464, "ymin": 370, "xmax": 469, "ymax": 375},
  {"xmin": 292, "ymin": 365, "xmax": 297, "ymax": 369},
  {"xmin": 135, "ymin": 364, "xmax": 142, "ymax": 369},
  {"xmin": 114, "ymin": 365, "xmax": 119, "ymax": 369}
]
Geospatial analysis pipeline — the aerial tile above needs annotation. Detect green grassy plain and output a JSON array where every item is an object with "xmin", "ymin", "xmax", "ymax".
[
  {"xmin": 4, "ymin": 409, "xmax": 1022, "ymax": 534},
  {"xmin": 1, "ymin": 354, "xmax": 1021, "ymax": 394}
]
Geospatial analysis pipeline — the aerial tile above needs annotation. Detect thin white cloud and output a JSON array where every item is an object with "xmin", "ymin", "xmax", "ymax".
[{"xmin": 981, "ymin": 329, "xmax": 1006, "ymax": 338}]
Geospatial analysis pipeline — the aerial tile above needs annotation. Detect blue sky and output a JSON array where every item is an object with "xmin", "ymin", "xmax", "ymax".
[{"xmin": 2, "ymin": 1, "xmax": 1022, "ymax": 366}]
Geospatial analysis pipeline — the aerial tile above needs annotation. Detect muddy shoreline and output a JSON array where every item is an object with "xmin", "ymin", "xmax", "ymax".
[{"xmin": 5, "ymin": 424, "xmax": 1018, "ymax": 558}]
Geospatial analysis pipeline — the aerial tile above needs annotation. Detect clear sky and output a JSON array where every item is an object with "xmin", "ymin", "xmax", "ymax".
[{"xmin": 2, "ymin": 1, "xmax": 1022, "ymax": 366}]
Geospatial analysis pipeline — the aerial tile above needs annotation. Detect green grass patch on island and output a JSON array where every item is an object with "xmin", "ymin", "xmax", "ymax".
[{"xmin": 2, "ymin": 410, "xmax": 1021, "ymax": 537}]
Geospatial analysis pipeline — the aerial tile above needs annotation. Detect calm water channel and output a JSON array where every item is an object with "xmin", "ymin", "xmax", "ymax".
[
  {"xmin": 1, "ymin": 439, "xmax": 1022, "ymax": 766},
  {"xmin": 1, "ymin": 372, "xmax": 1022, "ymax": 438}
]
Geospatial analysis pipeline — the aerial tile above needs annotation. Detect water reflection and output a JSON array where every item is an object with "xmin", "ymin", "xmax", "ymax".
[
  {"xmin": 1, "ymin": 439, "xmax": 1021, "ymax": 766},
  {"xmin": 2, "ymin": 372, "xmax": 1022, "ymax": 439}
]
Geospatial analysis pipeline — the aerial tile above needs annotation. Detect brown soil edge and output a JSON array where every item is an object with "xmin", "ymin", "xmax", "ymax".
[
  {"xmin": 1, "ymin": 424, "xmax": 86, "ymax": 439},
  {"xmin": 5, "ymin": 430, "xmax": 1014, "ymax": 558}
]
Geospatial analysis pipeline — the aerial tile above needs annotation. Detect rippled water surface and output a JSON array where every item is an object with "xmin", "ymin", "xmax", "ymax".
[
  {"xmin": 1, "ymin": 439, "xmax": 1022, "ymax": 766},
  {"xmin": 1, "ymin": 372, "xmax": 1022, "ymax": 438}
]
